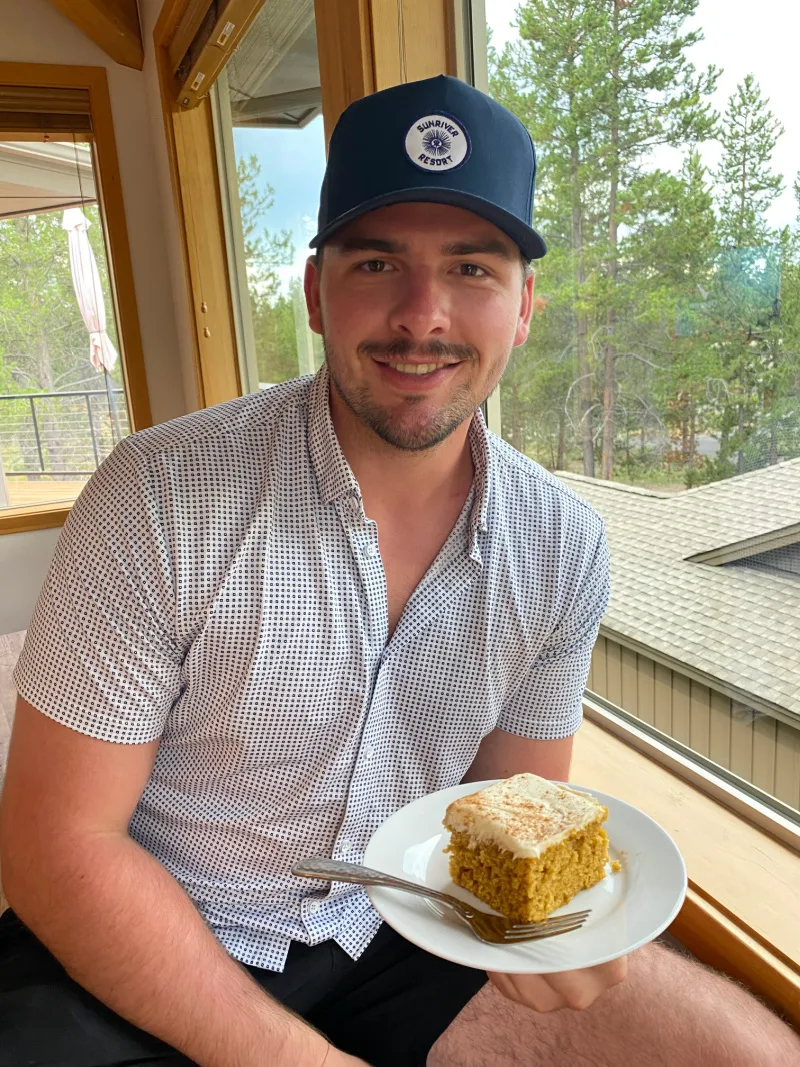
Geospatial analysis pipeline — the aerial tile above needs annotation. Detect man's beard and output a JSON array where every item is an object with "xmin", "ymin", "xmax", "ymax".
[{"xmin": 323, "ymin": 337, "xmax": 485, "ymax": 453}]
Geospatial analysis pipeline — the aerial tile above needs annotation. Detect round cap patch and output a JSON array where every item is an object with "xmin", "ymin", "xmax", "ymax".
[{"xmin": 405, "ymin": 114, "xmax": 470, "ymax": 172}]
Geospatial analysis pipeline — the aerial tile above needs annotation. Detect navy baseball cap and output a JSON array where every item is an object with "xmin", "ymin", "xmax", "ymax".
[{"xmin": 310, "ymin": 74, "xmax": 547, "ymax": 261}]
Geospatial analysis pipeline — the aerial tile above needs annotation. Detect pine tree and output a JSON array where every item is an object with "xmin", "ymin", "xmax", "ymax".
[
  {"xmin": 491, "ymin": 1, "xmax": 609, "ymax": 475},
  {"xmin": 712, "ymin": 76, "xmax": 784, "ymax": 472},
  {"xmin": 590, "ymin": 0, "xmax": 719, "ymax": 479},
  {"xmin": 620, "ymin": 150, "xmax": 721, "ymax": 481},
  {"xmin": 491, "ymin": 0, "xmax": 718, "ymax": 479},
  {"xmin": 235, "ymin": 154, "xmax": 299, "ymax": 384},
  {"xmin": 716, "ymin": 75, "xmax": 784, "ymax": 249}
]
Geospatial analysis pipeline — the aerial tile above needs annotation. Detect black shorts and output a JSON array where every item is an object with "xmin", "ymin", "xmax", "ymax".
[{"xmin": 0, "ymin": 908, "xmax": 486, "ymax": 1067}]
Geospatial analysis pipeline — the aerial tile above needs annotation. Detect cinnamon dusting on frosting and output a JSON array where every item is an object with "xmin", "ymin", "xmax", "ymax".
[{"xmin": 443, "ymin": 773, "xmax": 607, "ymax": 859}]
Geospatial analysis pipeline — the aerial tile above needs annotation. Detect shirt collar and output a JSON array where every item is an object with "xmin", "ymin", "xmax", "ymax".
[
  {"xmin": 308, "ymin": 364, "xmax": 492, "ymax": 533},
  {"xmin": 308, "ymin": 365, "xmax": 362, "ymax": 506},
  {"xmin": 467, "ymin": 407, "xmax": 491, "ymax": 534}
]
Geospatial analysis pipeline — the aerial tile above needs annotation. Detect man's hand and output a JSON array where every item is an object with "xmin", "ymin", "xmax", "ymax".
[
  {"xmin": 325, "ymin": 1052, "xmax": 371, "ymax": 1067},
  {"xmin": 488, "ymin": 956, "xmax": 627, "ymax": 1012}
]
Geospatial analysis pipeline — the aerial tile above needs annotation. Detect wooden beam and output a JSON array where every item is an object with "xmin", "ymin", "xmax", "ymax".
[
  {"xmin": 314, "ymin": 0, "xmax": 375, "ymax": 145},
  {"xmin": 671, "ymin": 889, "xmax": 800, "ymax": 1030},
  {"xmin": 154, "ymin": 0, "xmax": 242, "ymax": 408},
  {"xmin": 46, "ymin": 0, "xmax": 144, "ymax": 70}
]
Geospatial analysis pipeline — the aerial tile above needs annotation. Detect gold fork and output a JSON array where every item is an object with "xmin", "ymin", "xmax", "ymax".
[{"xmin": 292, "ymin": 857, "xmax": 591, "ymax": 945}]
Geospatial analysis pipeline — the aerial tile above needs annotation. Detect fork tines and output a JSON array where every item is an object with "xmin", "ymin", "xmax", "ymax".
[
  {"xmin": 511, "ymin": 908, "xmax": 591, "ymax": 933},
  {"xmin": 503, "ymin": 909, "xmax": 591, "ymax": 942}
]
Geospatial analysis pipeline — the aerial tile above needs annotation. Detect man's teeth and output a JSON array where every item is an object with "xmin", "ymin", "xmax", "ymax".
[{"xmin": 390, "ymin": 362, "xmax": 449, "ymax": 375}]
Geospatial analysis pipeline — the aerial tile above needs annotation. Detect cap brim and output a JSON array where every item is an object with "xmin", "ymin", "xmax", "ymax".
[{"xmin": 310, "ymin": 187, "xmax": 547, "ymax": 261}]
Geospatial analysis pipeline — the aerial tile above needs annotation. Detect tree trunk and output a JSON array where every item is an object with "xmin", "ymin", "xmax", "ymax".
[
  {"xmin": 35, "ymin": 334, "xmax": 67, "ymax": 479},
  {"xmin": 571, "ymin": 143, "xmax": 594, "ymax": 478},
  {"xmin": 601, "ymin": 0, "xmax": 621, "ymax": 482},
  {"xmin": 737, "ymin": 403, "xmax": 745, "ymax": 474},
  {"xmin": 510, "ymin": 380, "xmax": 524, "ymax": 454},
  {"xmin": 601, "ymin": 307, "xmax": 616, "ymax": 480},
  {"xmin": 766, "ymin": 346, "xmax": 778, "ymax": 465},
  {"xmin": 769, "ymin": 420, "xmax": 778, "ymax": 465},
  {"xmin": 688, "ymin": 407, "xmax": 696, "ymax": 471},
  {"xmin": 556, "ymin": 406, "xmax": 566, "ymax": 470}
]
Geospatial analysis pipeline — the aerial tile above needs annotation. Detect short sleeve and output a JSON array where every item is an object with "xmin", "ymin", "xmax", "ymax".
[
  {"xmin": 13, "ymin": 437, "xmax": 182, "ymax": 744},
  {"xmin": 498, "ymin": 525, "xmax": 610, "ymax": 740}
]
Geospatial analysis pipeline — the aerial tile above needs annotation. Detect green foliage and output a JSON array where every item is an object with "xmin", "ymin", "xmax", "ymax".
[
  {"xmin": 0, "ymin": 204, "xmax": 124, "ymax": 478},
  {"xmin": 235, "ymin": 154, "xmax": 302, "ymax": 385},
  {"xmin": 716, "ymin": 75, "xmax": 784, "ymax": 248},
  {"xmin": 490, "ymin": 0, "xmax": 800, "ymax": 487}
]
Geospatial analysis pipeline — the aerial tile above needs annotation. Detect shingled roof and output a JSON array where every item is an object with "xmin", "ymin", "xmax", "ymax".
[{"xmin": 556, "ymin": 459, "xmax": 800, "ymax": 724}]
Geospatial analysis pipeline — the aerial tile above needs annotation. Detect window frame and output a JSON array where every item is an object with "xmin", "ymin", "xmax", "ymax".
[
  {"xmin": 573, "ymin": 718, "xmax": 800, "ymax": 1027},
  {"xmin": 154, "ymin": 0, "xmax": 460, "ymax": 412},
  {"xmin": 0, "ymin": 62, "xmax": 152, "ymax": 536},
  {"xmin": 584, "ymin": 694, "xmax": 800, "ymax": 851}
]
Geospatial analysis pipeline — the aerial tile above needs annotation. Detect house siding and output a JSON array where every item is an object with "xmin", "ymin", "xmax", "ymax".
[{"xmin": 588, "ymin": 634, "xmax": 800, "ymax": 812}]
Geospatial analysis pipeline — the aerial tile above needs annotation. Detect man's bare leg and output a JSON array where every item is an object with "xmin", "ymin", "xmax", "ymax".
[{"xmin": 429, "ymin": 942, "xmax": 800, "ymax": 1067}]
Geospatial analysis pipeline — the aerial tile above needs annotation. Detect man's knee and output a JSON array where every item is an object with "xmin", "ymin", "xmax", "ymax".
[
  {"xmin": 429, "ymin": 941, "xmax": 800, "ymax": 1067},
  {"xmin": 626, "ymin": 939, "xmax": 800, "ymax": 1067}
]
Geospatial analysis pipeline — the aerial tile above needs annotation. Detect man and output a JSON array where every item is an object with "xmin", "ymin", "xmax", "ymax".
[{"xmin": 0, "ymin": 75, "xmax": 797, "ymax": 1067}]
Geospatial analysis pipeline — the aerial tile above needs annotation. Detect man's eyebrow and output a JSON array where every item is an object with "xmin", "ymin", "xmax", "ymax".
[
  {"xmin": 328, "ymin": 236, "xmax": 515, "ymax": 261},
  {"xmin": 329, "ymin": 237, "xmax": 407, "ymax": 255},
  {"xmin": 440, "ymin": 239, "xmax": 515, "ymax": 261}
]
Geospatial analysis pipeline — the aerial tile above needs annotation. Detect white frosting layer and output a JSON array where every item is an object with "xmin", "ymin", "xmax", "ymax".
[{"xmin": 444, "ymin": 773, "xmax": 607, "ymax": 859}]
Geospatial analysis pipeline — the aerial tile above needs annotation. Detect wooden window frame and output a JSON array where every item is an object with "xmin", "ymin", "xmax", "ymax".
[
  {"xmin": 153, "ymin": 0, "xmax": 459, "ymax": 411},
  {"xmin": 574, "ymin": 717, "xmax": 800, "ymax": 1027},
  {"xmin": 0, "ymin": 62, "xmax": 151, "ymax": 536}
]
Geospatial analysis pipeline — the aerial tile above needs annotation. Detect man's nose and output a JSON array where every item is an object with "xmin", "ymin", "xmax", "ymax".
[{"xmin": 387, "ymin": 270, "xmax": 451, "ymax": 340}]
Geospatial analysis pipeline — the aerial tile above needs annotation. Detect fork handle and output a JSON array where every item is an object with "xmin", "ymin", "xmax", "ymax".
[{"xmin": 292, "ymin": 856, "xmax": 462, "ymax": 910}]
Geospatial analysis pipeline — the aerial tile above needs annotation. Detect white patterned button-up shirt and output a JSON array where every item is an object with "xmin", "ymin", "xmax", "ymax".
[{"xmin": 14, "ymin": 367, "xmax": 609, "ymax": 972}]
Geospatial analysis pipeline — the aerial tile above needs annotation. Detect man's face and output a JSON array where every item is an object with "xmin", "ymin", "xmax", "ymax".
[{"xmin": 304, "ymin": 202, "xmax": 534, "ymax": 452}]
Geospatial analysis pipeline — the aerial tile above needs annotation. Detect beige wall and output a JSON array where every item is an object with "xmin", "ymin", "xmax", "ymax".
[{"xmin": 0, "ymin": 0, "xmax": 197, "ymax": 632}]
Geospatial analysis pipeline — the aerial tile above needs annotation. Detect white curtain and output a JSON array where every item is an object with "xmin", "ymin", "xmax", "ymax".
[{"xmin": 61, "ymin": 207, "xmax": 117, "ymax": 373}]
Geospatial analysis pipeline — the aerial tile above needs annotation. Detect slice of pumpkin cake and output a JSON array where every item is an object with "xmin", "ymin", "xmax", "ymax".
[{"xmin": 443, "ymin": 773, "xmax": 609, "ymax": 922}]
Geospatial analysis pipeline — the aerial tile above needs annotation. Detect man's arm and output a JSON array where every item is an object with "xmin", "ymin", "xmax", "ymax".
[
  {"xmin": 0, "ymin": 698, "xmax": 365, "ymax": 1067},
  {"xmin": 464, "ymin": 729, "xmax": 573, "ymax": 784}
]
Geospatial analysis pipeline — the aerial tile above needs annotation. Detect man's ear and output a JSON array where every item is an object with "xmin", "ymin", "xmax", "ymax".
[
  {"xmin": 513, "ymin": 269, "xmax": 535, "ymax": 348},
  {"xmin": 304, "ymin": 255, "xmax": 323, "ymax": 335}
]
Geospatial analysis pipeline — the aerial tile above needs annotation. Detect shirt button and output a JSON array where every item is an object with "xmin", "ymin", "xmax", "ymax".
[
  {"xmin": 361, "ymin": 541, "xmax": 377, "ymax": 558},
  {"xmin": 364, "ymin": 746, "xmax": 375, "ymax": 761},
  {"xmin": 340, "ymin": 838, "xmax": 352, "ymax": 852},
  {"xmin": 307, "ymin": 901, "xmax": 321, "ymax": 915}
]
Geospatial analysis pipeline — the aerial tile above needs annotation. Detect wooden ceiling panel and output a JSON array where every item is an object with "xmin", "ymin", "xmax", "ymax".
[{"xmin": 46, "ymin": 0, "xmax": 144, "ymax": 70}]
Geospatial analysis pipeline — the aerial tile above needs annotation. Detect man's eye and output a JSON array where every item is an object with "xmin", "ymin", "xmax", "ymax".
[
  {"xmin": 459, "ymin": 263, "xmax": 487, "ymax": 277},
  {"xmin": 359, "ymin": 259, "xmax": 391, "ymax": 273}
]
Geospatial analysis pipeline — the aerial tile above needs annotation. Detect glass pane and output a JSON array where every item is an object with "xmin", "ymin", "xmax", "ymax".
[
  {"xmin": 481, "ymin": 0, "xmax": 800, "ymax": 818},
  {"xmin": 213, "ymin": 0, "xmax": 326, "ymax": 394},
  {"xmin": 0, "ymin": 137, "xmax": 130, "ymax": 510}
]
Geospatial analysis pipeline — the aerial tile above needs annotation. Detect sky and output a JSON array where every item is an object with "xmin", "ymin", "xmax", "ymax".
[
  {"xmin": 233, "ymin": 0, "xmax": 798, "ymax": 293},
  {"xmin": 233, "ymin": 118, "xmax": 327, "ymax": 292},
  {"xmin": 486, "ymin": 0, "xmax": 798, "ymax": 229}
]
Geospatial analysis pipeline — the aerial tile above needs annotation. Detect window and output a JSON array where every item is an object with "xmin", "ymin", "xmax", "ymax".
[
  {"xmin": 211, "ymin": 0, "xmax": 327, "ymax": 395},
  {"xmin": 0, "ymin": 138, "xmax": 129, "ymax": 510},
  {"xmin": 471, "ymin": 0, "xmax": 800, "ymax": 821},
  {"xmin": 0, "ymin": 69, "xmax": 150, "ymax": 530}
]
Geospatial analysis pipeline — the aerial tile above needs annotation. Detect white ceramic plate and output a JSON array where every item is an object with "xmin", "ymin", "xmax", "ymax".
[{"xmin": 363, "ymin": 780, "xmax": 687, "ymax": 974}]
